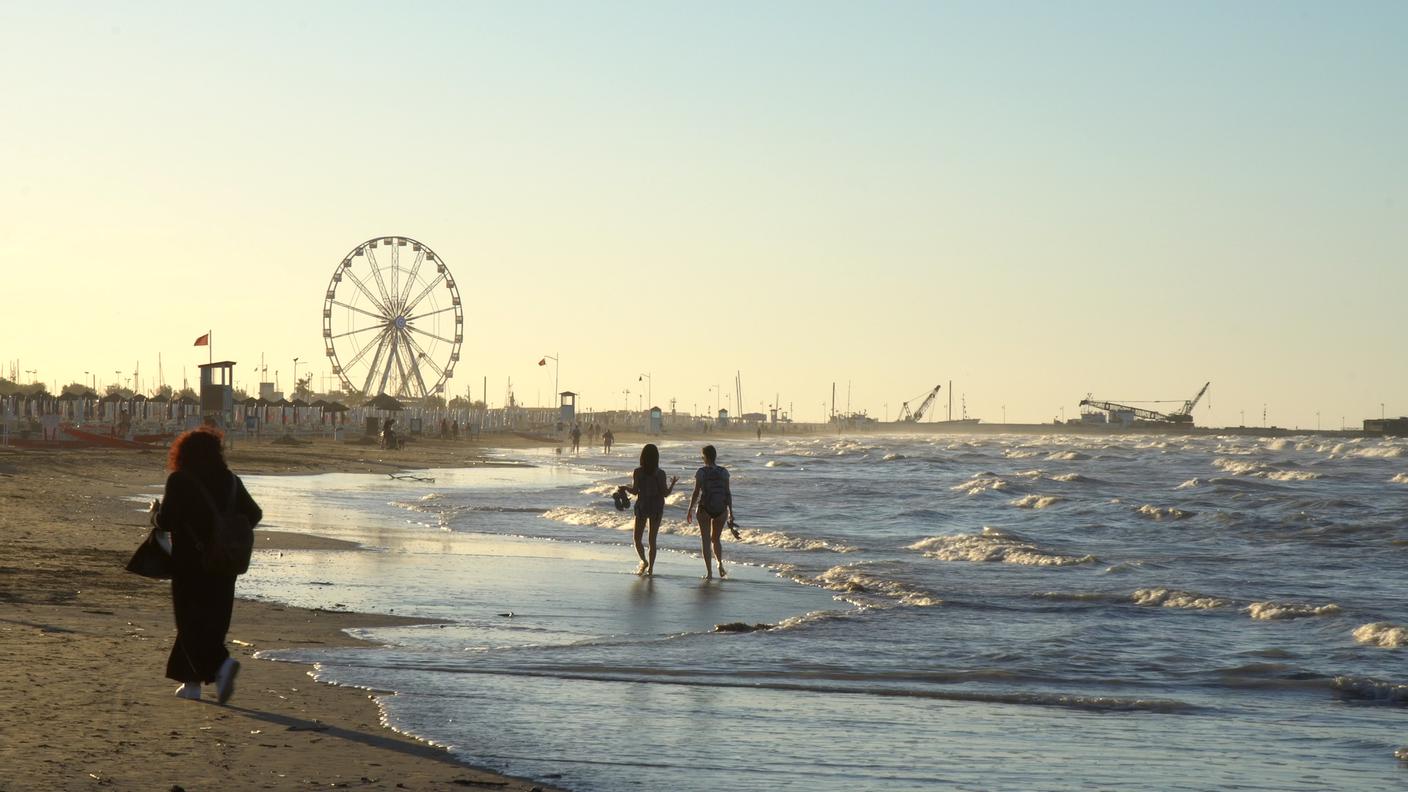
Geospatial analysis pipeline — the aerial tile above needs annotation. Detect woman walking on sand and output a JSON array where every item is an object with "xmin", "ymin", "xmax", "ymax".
[
  {"xmin": 156, "ymin": 427, "xmax": 262, "ymax": 703},
  {"xmin": 626, "ymin": 443, "xmax": 677, "ymax": 575},
  {"xmin": 687, "ymin": 444, "xmax": 734, "ymax": 579}
]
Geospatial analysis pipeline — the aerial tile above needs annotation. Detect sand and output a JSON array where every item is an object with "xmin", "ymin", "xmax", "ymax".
[{"xmin": 0, "ymin": 436, "xmax": 570, "ymax": 792}]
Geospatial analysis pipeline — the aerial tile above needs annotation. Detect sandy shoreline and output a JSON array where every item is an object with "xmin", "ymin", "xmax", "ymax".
[{"xmin": 0, "ymin": 437, "xmax": 573, "ymax": 791}]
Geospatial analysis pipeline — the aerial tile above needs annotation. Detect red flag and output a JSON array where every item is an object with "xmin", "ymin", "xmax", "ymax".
[
  {"xmin": 194, "ymin": 334, "xmax": 210, "ymax": 346},
  {"xmin": 538, "ymin": 358, "xmax": 546, "ymax": 366}
]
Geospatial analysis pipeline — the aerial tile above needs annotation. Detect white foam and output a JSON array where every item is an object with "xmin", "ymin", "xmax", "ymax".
[
  {"xmin": 542, "ymin": 506, "xmax": 633, "ymax": 531},
  {"xmin": 950, "ymin": 475, "xmax": 1010, "ymax": 496},
  {"xmin": 1045, "ymin": 451, "xmax": 1090, "ymax": 461},
  {"xmin": 765, "ymin": 460, "xmax": 795, "ymax": 468},
  {"xmin": 1004, "ymin": 449, "xmax": 1040, "ymax": 459},
  {"xmin": 1132, "ymin": 588, "xmax": 1231, "ymax": 610},
  {"xmin": 881, "ymin": 452, "xmax": 906, "ymax": 461},
  {"xmin": 1346, "ymin": 446, "xmax": 1406, "ymax": 459},
  {"xmin": 1245, "ymin": 601, "xmax": 1341, "ymax": 620},
  {"xmin": 814, "ymin": 564, "xmax": 941, "ymax": 607},
  {"xmin": 1135, "ymin": 504, "xmax": 1194, "ymax": 521},
  {"xmin": 1354, "ymin": 622, "xmax": 1408, "ymax": 648},
  {"xmin": 739, "ymin": 529, "xmax": 859, "ymax": 554},
  {"xmin": 1175, "ymin": 478, "xmax": 1207, "ymax": 490},
  {"xmin": 1213, "ymin": 458, "xmax": 1266, "ymax": 476},
  {"xmin": 580, "ymin": 483, "xmax": 619, "ymax": 496},
  {"xmin": 1051, "ymin": 472, "xmax": 1091, "ymax": 483},
  {"xmin": 1390, "ymin": 473, "xmax": 1408, "ymax": 485},
  {"xmin": 1332, "ymin": 675, "xmax": 1408, "ymax": 705},
  {"xmin": 1010, "ymin": 494, "xmax": 1065, "ymax": 509},
  {"xmin": 1255, "ymin": 470, "xmax": 1320, "ymax": 482},
  {"xmin": 909, "ymin": 527, "xmax": 1096, "ymax": 567}
]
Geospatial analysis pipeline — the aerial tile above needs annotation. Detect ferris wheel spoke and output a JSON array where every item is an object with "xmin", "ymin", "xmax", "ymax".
[
  {"xmin": 405, "ymin": 305, "xmax": 456, "ymax": 323},
  {"xmin": 399, "ymin": 330, "xmax": 431, "ymax": 397},
  {"xmin": 389, "ymin": 245, "xmax": 400, "ymax": 312},
  {"xmin": 402, "ymin": 332, "xmax": 446, "ymax": 379},
  {"xmin": 342, "ymin": 325, "xmax": 394, "ymax": 372},
  {"xmin": 371, "ymin": 334, "xmax": 398, "ymax": 396},
  {"xmin": 406, "ymin": 324, "xmax": 456, "ymax": 346},
  {"xmin": 389, "ymin": 334, "xmax": 415, "ymax": 397},
  {"xmin": 403, "ymin": 272, "xmax": 446, "ymax": 316},
  {"xmin": 360, "ymin": 337, "xmax": 393, "ymax": 396},
  {"xmin": 332, "ymin": 323, "xmax": 387, "ymax": 340},
  {"xmin": 331, "ymin": 300, "xmax": 390, "ymax": 323},
  {"xmin": 396, "ymin": 250, "xmax": 425, "ymax": 311},
  {"xmin": 342, "ymin": 268, "xmax": 394, "ymax": 316},
  {"xmin": 363, "ymin": 248, "xmax": 397, "ymax": 315}
]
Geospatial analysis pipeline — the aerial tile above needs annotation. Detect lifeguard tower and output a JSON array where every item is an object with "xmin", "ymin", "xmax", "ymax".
[
  {"xmin": 559, "ymin": 391, "xmax": 577, "ymax": 425},
  {"xmin": 199, "ymin": 361, "xmax": 236, "ymax": 430},
  {"xmin": 649, "ymin": 406, "xmax": 663, "ymax": 434}
]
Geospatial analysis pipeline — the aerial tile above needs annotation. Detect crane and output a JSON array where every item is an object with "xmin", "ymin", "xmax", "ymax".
[
  {"xmin": 897, "ymin": 385, "xmax": 942, "ymax": 422},
  {"xmin": 1079, "ymin": 381, "xmax": 1211, "ymax": 426}
]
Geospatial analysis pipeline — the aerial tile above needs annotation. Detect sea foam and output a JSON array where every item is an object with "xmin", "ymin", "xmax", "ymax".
[
  {"xmin": 1132, "ymin": 588, "xmax": 1231, "ymax": 610},
  {"xmin": 909, "ymin": 528, "xmax": 1096, "ymax": 567},
  {"xmin": 1010, "ymin": 494, "xmax": 1065, "ymax": 509},
  {"xmin": 1245, "ymin": 601, "xmax": 1341, "ymax": 620},
  {"xmin": 1353, "ymin": 622, "xmax": 1408, "ymax": 648},
  {"xmin": 1135, "ymin": 505, "xmax": 1195, "ymax": 521}
]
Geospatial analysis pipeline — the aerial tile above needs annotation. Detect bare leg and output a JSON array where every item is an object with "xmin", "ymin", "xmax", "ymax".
[
  {"xmin": 699, "ymin": 521, "xmax": 713, "ymax": 578},
  {"xmin": 632, "ymin": 515, "xmax": 648, "ymax": 572},
  {"xmin": 710, "ymin": 516, "xmax": 726, "ymax": 578},
  {"xmin": 647, "ymin": 517, "xmax": 661, "ymax": 575}
]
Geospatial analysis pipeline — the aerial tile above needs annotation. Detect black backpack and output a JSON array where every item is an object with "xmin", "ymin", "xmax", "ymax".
[{"xmin": 191, "ymin": 474, "xmax": 255, "ymax": 576}]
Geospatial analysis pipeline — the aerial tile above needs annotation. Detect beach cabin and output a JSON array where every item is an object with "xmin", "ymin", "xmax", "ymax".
[{"xmin": 648, "ymin": 406, "xmax": 663, "ymax": 435}]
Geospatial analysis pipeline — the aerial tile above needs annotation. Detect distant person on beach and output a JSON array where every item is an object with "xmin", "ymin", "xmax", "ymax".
[
  {"xmin": 687, "ymin": 444, "xmax": 735, "ymax": 579},
  {"xmin": 603, "ymin": 428, "xmax": 614, "ymax": 454},
  {"xmin": 626, "ymin": 443, "xmax": 677, "ymax": 575},
  {"xmin": 571, "ymin": 423, "xmax": 581, "ymax": 453},
  {"xmin": 756, "ymin": 424, "xmax": 762, "ymax": 440},
  {"xmin": 155, "ymin": 428, "xmax": 261, "ymax": 704}
]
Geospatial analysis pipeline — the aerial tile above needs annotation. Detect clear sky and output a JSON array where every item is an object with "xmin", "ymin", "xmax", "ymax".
[{"xmin": 2, "ymin": 1, "xmax": 1404, "ymax": 426}]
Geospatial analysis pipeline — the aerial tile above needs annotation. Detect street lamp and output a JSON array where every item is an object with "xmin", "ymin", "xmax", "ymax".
[
  {"xmin": 622, "ymin": 388, "xmax": 631, "ymax": 412},
  {"xmin": 292, "ymin": 357, "xmax": 301, "ymax": 397},
  {"xmin": 540, "ymin": 354, "xmax": 559, "ymax": 402},
  {"xmin": 638, "ymin": 373, "xmax": 651, "ymax": 409}
]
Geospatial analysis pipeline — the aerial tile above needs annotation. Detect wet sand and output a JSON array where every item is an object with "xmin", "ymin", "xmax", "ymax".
[{"xmin": 0, "ymin": 437, "xmax": 569, "ymax": 791}]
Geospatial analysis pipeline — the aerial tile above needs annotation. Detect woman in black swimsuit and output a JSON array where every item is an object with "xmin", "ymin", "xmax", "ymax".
[{"xmin": 626, "ymin": 443, "xmax": 677, "ymax": 575}]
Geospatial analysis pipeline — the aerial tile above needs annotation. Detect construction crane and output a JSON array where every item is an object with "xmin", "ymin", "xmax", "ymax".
[
  {"xmin": 1079, "ymin": 381, "xmax": 1210, "ymax": 426},
  {"xmin": 897, "ymin": 385, "xmax": 942, "ymax": 422}
]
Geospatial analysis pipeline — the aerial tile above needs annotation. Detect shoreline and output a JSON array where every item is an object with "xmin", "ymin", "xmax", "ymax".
[{"xmin": 0, "ymin": 438, "xmax": 569, "ymax": 791}]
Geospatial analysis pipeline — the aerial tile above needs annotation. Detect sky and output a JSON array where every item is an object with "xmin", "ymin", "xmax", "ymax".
[{"xmin": 2, "ymin": 1, "xmax": 1404, "ymax": 427}]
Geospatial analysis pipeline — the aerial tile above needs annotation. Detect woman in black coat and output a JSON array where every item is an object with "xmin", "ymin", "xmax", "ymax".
[{"xmin": 155, "ymin": 428, "xmax": 261, "ymax": 703}]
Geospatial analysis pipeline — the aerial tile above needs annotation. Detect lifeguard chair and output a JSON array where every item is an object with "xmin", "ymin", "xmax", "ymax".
[
  {"xmin": 560, "ymin": 391, "xmax": 577, "ymax": 425},
  {"xmin": 199, "ymin": 361, "xmax": 236, "ymax": 430}
]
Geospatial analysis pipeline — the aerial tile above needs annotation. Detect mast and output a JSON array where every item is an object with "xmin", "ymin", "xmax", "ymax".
[{"xmin": 948, "ymin": 380, "xmax": 952, "ymax": 422}]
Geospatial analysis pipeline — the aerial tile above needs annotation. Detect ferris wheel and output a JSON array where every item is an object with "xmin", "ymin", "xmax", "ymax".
[{"xmin": 322, "ymin": 236, "xmax": 463, "ymax": 399}]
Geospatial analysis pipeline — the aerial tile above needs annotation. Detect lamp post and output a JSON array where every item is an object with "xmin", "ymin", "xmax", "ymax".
[
  {"xmin": 638, "ymin": 372, "xmax": 651, "ymax": 409},
  {"xmin": 541, "ymin": 354, "xmax": 559, "ymax": 403},
  {"xmin": 622, "ymin": 388, "xmax": 631, "ymax": 412},
  {"xmin": 292, "ymin": 357, "xmax": 301, "ymax": 397}
]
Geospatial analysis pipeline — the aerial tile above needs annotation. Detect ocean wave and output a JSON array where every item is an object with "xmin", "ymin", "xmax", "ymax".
[
  {"xmin": 1332, "ymin": 675, "xmax": 1408, "ymax": 705},
  {"xmin": 1213, "ymin": 458, "xmax": 1267, "ymax": 476},
  {"xmin": 765, "ymin": 460, "xmax": 795, "ymax": 468},
  {"xmin": 881, "ymin": 453, "xmax": 907, "ymax": 461},
  {"xmin": 1045, "ymin": 451, "xmax": 1090, "ymax": 461},
  {"xmin": 1010, "ymin": 494, "xmax": 1065, "ymax": 509},
  {"xmin": 1132, "ymin": 588, "xmax": 1231, "ymax": 610},
  {"xmin": 1004, "ymin": 450, "xmax": 1040, "ymax": 459},
  {"xmin": 1353, "ymin": 622, "xmax": 1408, "ymax": 648},
  {"xmin": 1175, "ymin": 478, "xmax": 1206, "ymax": 490},
  {"xmin": 814, "ymin": 563, "xmax": 940, "ymax": 607},
  {"xmin": 1245, "ymin": 601, "xmax": 1341, "ymax": 620},
  {"xmin": 950, "ymin": 475, "xmax": 1011, "ymax": 496},
  {"xmin": 1051, "ymin": 472, "xmax": 1093, "ymax": 483},
  {"xmin": 740, "ymin": 529, "xmax": 859, "ymax": 554},
  {"xmin": 1254, "ymin": 470, "xmax": 1320, "ymax": 482},
  {"xmin": 542, "ymin": 506, "xmax": 634, "ymax": 531},
  {"xmin": 1345, "ymin": 446, "xmax": 1406, "ymax": 459},
  {"xmin": 909, "ymin": 528, "xmax": 1096, "ymax": 567},
  {"xmin": 1135, "ymin": 504, "xmax": 1195, "ymax": 521},
  {"xmin": 580, "ymin": 483, "xmax": 619, "ymax": 496},
  {"xmin": 1391, "ymin": 473, "xmax": 1408, "ymax": 485}
]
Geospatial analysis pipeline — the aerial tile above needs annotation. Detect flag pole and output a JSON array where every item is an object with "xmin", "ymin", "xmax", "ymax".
[{"xmin": 208, "ymin": 329, "xmax": 213, "ymax": 365}]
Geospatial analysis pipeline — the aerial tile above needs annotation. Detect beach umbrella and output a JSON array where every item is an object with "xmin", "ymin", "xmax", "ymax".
[{"xmin": 367, "ymin": 393, "xmax": 404, "ymax": 411}]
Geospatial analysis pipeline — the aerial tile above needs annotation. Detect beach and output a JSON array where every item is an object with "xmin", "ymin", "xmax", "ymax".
[
  {"xmin": 0, "ymin": 438, "xmax": 570, "ymax": 792},
  {"xmin": 5, "ymin": 431, "xmax": 1408, "ymax": 791}
]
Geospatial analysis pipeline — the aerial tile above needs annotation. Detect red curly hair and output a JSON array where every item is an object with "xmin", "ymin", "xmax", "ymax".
[{"xmin": 167, "ymin": 427, "xmax": 228, "ymax": 474}]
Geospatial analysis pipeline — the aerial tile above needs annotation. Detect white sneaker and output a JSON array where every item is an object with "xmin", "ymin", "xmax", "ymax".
[
  {"xmin": 175, "ymin": 682, "xmax": 201, "ymax": 700},
  {"xmin": 215, "ymin": 658, "xmax": 240, "ymax": 705}
]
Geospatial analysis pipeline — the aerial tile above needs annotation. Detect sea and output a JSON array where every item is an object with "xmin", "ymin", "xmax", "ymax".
[{"xmin": 229, "ymin": 433, "xmax": 1408, "ymax": 791}]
